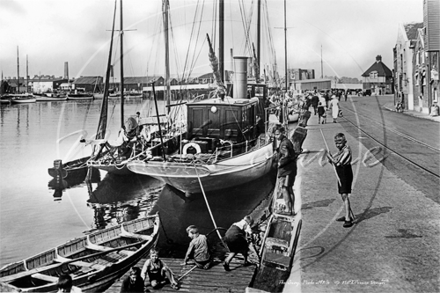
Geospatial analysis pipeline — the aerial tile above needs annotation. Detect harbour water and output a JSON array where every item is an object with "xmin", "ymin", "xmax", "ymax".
[
  {"xmin": 0, "ymin": 98, "xmax": 165, "ymax": 268},
  {"xmin": 0, "ymin": 98, "xmax": 276, "ymax": 268}
]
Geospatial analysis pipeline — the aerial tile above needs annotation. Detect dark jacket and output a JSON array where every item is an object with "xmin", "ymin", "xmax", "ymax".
[
  {"xmin": 311, "ymin": 95, "xmax": 319, "ymax": 106},
  {"xmin": 277, "ymin": 135, "xmax": 297, "ymax": 177},
  {"xmin": 120, "ymin": 275, "xmax": 144, "ymax": 293}
]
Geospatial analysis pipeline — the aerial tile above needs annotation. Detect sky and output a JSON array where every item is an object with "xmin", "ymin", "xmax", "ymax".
[{"xmin": 0, "ymin": 0, "xmax": 423, "ymax": 81}]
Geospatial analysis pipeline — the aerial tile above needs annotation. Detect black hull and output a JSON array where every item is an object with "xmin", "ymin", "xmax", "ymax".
[{"xmin": 151, "ymin": 168, "xmax": 277, "ymax": 255}]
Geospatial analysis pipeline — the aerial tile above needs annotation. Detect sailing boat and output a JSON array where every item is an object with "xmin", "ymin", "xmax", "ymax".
[
  {"xmin": 86, "ymin": 0, "xmax": 186, "ymax": 175},
  {"xmin": 126, "ymin": 2, "xmax": 278, "ymax": 196},
  {"xmin": 48, "ymin": 0, "xmax": 119, "ymax": 180},
  {"xmin": 10, "ymin": 47, "xmax": 36, "ymax": 104}
]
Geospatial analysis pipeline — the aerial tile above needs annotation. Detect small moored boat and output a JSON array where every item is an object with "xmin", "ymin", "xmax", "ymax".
[
  {"xmin": 10, "ymin": 94, "xmax": 36, "ymax": 104},
  {"xmin": 0, "ymin": 213, "xmax": 160, "ymax": 292},
  {"xmin": 67, "ymin": 91, "xmax": 94, "ymax": 100},
  {"xmin": 48, "ymin": 157, "xmax": 91, "ymax": 180},
  {"xmin": 35, "ymin": 94, "xmax": 67, "ymax": 102}
]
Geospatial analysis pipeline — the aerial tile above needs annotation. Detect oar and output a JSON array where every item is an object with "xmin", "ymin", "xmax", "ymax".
[
  {"xmin": 177, "ymin": 265, "xmax": 197, "ymax": 282},
  {"xmin": 0, "ymin": 240, "xmax": 147, "ymax": 283}
]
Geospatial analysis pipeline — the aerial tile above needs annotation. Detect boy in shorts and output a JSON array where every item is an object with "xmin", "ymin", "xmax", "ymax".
[
  {"xmin": 327, "ymin": 133, "xmax": 354, "ymax": 228},
  {"xmin": 141, "ymin": 249, "xmax": 179, "ymax": 290}
]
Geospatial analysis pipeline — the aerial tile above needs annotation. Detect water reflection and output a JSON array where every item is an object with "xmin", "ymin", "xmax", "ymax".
[
  {"xmin": 48, "ymin": 168, "xmax": 101, "ymax": 201},
  {"xmin": 86, "ymin": 173, "xmax": 164, "ymax": 231}
]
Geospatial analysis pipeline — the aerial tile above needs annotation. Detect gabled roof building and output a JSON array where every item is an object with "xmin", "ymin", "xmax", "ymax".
[{"xmin": 361, "ymin": 55, "xmax": 394, "ymax": 95}]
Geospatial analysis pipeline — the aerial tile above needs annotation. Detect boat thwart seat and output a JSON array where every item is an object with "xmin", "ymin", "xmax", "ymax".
[
  {"xmin": 54, "ymin": 257, "xmax": 107, "ymax": 271},
  {"xmin": 120, "ymin": 231, "xmax": 152, "ymax": 241},
  {"xmin": 86, "ymin": 243, "xmax": 135, "ymax": 257},
  {"xmin": 31, "ymin": 273, "xmax": 59, "ymax": 283}
]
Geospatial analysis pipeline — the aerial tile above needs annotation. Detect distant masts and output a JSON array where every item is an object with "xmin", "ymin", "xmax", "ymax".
[
  {"xmin": 16, "ymin": 46, "xmax": 19, "ymax": 93},
  {"xmin": 321, "ymin": 45, "xmax": 323, "ymax": 78},
  {"xmin": 26, "ymin": 55, "xmax": 28, "ymax": 93}
]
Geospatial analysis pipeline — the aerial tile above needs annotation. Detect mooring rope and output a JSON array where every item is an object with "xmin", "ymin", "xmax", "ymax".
[{"xmin": 193, "ymin": 164, "xmax": 230, "ymax": 252}]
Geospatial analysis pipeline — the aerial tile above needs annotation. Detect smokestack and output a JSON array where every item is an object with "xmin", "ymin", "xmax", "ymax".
[
  {"xmin": 233, "ymin": 56, "xmax": 248, "ymax": 99},
  {"xmin": 64, "ymin": 62, "xmax": 69, "ymax": 79}
]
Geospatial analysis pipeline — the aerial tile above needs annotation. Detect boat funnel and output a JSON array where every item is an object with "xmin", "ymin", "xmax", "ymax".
[{"xmin": 233, "ymin": 56, "xmax": 248, "ymax": 99}]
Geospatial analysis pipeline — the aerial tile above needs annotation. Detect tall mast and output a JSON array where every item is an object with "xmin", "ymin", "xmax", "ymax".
[
  {"xmin": 284, "ymin": 0, "xmax": 287, "ymax": 92},
  {"xmin": 16, "ymin": 46, "xmax": 19, "ymax": 93},
  {"xmin": 119, "ymin": 0, "xmax": 124, "ymax": 127},
  {"xmin": 96, "ymin": 0, "xmax": 118, "ymax": 141},
  {"xmin": 219, "ymin": 0, "xmax": 224, "ymax": 82},
  {"xmin": 257, "ymin": 0, "xmax": 261, "ymax": 80},
  {"xmin": 163, "ymin": 0, "xmax": 170, "ymax": 113}
]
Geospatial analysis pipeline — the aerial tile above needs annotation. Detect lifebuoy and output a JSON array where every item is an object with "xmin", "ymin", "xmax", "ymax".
[{"xmin": 182, "ymin": 142, "xmax": 202, "ymax": 155}]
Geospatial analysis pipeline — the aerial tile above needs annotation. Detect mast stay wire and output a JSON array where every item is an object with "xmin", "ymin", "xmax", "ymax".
[
  {"xmin": 238, "ymin": 0, "xmax": 255, "ymax": 57},
  {"xmin": 170, "ymin": 0, "xmax": 203, "ymax": 83}
]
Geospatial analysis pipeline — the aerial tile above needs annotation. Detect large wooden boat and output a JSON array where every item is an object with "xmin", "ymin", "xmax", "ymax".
[
  {"xmin": 87, "ymin": 116, "xmax": 183, "ymax": 175},
  {"xmin": 127, "ymin": 57, "xmax": 276, "ymax": 196},
  {"xmin": 86, "ymin": 0, "xmax": 185, "ymax": 176},
  {"xmin": 0, "ymin": 213, "xmax": 160, "ymax": 292}
]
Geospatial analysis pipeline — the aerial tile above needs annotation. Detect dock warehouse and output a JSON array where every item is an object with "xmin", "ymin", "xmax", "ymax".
[{"xmin": 292, "ymin": 78, "xmax": 332, "ymax": 92}]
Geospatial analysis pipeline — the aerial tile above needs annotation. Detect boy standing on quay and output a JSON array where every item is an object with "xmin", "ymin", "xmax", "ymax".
[
  {"xmin": 274, "ymin": 126, "xmax": 297, "ymax": 215},
  {"xmin": 327, "ymin": 133, "xmax": 354, "ymax": 228}
]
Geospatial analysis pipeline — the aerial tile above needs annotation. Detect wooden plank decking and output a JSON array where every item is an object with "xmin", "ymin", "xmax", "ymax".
[{"xmin": 107, "ymin": 256, "xmax": 256, "ymax": 293}]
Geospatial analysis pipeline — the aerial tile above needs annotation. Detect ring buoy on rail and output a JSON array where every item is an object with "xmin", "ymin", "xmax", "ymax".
[{"xmin": 182, "ymin": 142, "xmax": 202, "ymax": 155}]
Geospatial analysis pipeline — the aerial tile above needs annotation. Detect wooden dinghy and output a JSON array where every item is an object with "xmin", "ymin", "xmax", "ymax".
[
  {"xmin": 0, "ymin": 213, "xmax": 160, "ymax": 292},
  {"xmin": 247, "ymin": 213, "xmax": 302, "ymax": 293},
  {"xmin": 48, "ymin": 157, "xmax": 91, "ymax": 180}
]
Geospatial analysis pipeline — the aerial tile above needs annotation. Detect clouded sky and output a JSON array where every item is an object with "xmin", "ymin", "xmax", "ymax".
[{"xmin": 0, "ymin": 0, "xmax": 423, "ymax": 81}]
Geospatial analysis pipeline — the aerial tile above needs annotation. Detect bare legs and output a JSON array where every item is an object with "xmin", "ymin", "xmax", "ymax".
[{"xmin": 341, "ymin": 193, "xmax": 354, "ymax": 227}]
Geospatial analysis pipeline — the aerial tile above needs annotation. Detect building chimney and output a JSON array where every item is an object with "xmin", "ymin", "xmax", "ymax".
[
  {"xmin": 376, "ymin": 55, "xmax": 382, "ymax": 63},
  {"xmin": 64, "ymin": 62, "xmax": 69, "ymax": 79}
]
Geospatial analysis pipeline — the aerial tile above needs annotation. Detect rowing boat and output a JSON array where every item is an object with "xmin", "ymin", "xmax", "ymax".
[
  {"xmin": 247, "ymin": 212, "xmax": 302, "ymax": 293},
  {"xmin": 0, "ymin": 213, "xmax": 160, "ymax": 292}
]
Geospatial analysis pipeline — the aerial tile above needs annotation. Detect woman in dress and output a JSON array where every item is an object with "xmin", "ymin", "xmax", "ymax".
[{"xmin": 329, "ymin": 95, "xmax": 340, "ymax": 123}]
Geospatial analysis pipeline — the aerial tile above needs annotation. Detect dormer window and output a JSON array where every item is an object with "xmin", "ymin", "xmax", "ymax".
[{"xmin": 369, "ymin": 71, "xmax": 378, "ymax": 79}]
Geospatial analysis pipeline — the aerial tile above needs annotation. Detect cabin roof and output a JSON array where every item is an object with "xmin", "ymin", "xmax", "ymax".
[{"xmin": 188, "ymin": 96, "xmax": 259, "ymax": 106}]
